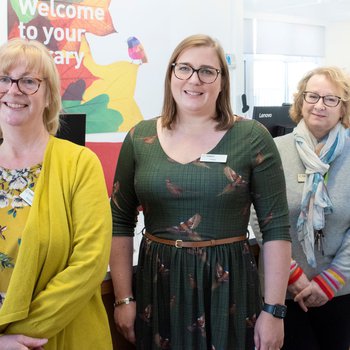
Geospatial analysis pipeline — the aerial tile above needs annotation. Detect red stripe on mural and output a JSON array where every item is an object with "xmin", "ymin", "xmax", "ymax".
[{"xmin": 86, "ymin": 142, "xmax": 122, "ymax": 197}]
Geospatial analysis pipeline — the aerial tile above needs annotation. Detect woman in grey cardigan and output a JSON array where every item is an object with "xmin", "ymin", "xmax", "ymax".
[{"xmin": 252, "ymin": 66, "xmax": 350, "ymax": 350}]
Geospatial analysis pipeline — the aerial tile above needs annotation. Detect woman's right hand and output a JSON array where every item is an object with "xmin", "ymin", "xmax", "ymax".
[
  {"xmin": 287, "ymin": 271, "xmax": 311, "ymax": 298},
  {"xmin": 114, "ymin": 302, "xmax": 136, "ymax": 344},
  {"xmin": 0, "ymin": 334, "xmax": 48, "ymax": 350}
]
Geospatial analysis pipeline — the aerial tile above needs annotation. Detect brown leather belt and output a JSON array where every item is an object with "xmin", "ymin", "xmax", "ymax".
[{"xmin": 144, "ymin": 231, "xmax": 247, "ymax": 248}]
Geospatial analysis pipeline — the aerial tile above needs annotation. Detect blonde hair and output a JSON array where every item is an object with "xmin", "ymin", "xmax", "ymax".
[
  {"xmin": 161, "ymin": 34, "xmax": 235, "ymax": 130},
  {"xmin": 0, "ymin": 37, "xmax": 62, "ymax": 138},
  {"xmin": 290, "ymin": 66, "xmax": 350, "ymax": 128}
]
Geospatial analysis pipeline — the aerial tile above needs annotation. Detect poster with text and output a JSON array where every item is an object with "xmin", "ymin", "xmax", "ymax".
[{"xmin": 8, "ymin": 0, "xmax": 149, "ymax": 194}]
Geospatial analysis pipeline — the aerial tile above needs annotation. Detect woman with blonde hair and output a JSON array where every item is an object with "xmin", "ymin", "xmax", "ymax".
[
  {"xmin": 253, "ymin": 66, "xmax": 350, "ymax": 350},
  {"xmin": 0, "ymin": 38, "xmax": 112, "ymax": 349}
]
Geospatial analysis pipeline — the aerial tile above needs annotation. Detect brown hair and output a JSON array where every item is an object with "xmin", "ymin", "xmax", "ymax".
[
  {"xmin": 161, "ymin": 34, "xmax": 235, "ymax": 130},
  {"xmin": 0, "ymin": 37, "xmax": 62, "ymax": 138},
  {"xmin": 290, "ymin": 66, "xmax": 350, "ymax": 128}
]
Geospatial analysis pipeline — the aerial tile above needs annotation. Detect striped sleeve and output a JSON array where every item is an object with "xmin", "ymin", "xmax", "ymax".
[{"xmin": 313, "ymin": 266, "xmax": 346, "ymax": 300}]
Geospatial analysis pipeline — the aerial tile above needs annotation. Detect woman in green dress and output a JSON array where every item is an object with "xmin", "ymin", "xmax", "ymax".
[{"xmin": 110, "ymin": 34, "xmax": 291, "ymax": 350}]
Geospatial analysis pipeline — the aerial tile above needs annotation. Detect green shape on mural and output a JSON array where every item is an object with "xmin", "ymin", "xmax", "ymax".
[
  {"xmin": 62, "ymin": 94, "xmax": 123, "ymax": 133},
  {"xmin": 10, "ymin": 0, "xmax": 36, "ymax": 23}
]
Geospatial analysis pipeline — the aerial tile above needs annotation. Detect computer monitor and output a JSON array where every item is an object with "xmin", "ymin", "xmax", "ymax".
[
  {"xmin": 56, "ymin": 113, "xmax": 86, "ymax": 146},
  {"xmin": 252, "ymin": 105, "xmax": 296, "ymax": 138}
]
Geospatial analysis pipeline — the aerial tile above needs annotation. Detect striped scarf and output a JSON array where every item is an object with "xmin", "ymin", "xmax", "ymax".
[{"xmin": 294, "ymin": 119, "xmax": 346, "ymax": 267}]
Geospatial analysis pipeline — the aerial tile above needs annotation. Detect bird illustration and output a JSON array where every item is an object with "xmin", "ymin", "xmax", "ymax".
[
  {"xmin": 127, "ymin": 36, "xmax": 148, "ymax": 64},
  {"xmin": 167, "ymin": 213, "xmax": 202, "ymax": 240},
  {"xmin": 140, "ymin": 304, "xmax": 152, "ymax": 323},
  {"xmin": 187, "ymin": 314, "xmax": 206, "ymax": 337},
  {"xmin": 218, "ymin": 166, "xmax": 247, "ymax": 195},
  {"xmin": 165, "ymin": 178, "xmax": 183, "ymax": 196},
  {"xmin": 215, "ymin": 263, "xmax": 229, "ymax": 283}
]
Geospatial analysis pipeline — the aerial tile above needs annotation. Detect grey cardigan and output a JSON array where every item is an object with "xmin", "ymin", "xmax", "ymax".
[{"xmin": 252, "ymin": 132, "xmax": 350, "ymax": 298}]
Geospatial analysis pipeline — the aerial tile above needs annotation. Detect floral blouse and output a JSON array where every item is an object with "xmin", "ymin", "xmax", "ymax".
[{"xmin": 0, "ymin": 164, "xmax": 42, "ymax": 308}]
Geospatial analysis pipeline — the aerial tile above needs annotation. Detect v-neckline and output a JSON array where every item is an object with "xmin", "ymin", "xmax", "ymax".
[{"xmin": 154, "ymin": 118, "xmax": 232, "ymax": 165}]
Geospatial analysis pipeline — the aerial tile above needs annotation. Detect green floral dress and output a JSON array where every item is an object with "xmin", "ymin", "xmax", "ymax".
[
  {"xmin": 111, "ymin": 117, "xmax": 290, "ymax": 350},
  {"xmin": 0, "ymin": 164, "xmax": 41, "ymax": 308}
]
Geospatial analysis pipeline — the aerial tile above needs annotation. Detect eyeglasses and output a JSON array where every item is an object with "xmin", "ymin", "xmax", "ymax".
[
  {"xmin": 0, "ymin": 76, "xmax": 43, "ymax": 95},
  {"xmin": 172, "ymin": 63, "xmax": 221, "ymax": 84},
  {"xmin": 303, "ymin": 91, "xmax": 342, "ymax": 107}
]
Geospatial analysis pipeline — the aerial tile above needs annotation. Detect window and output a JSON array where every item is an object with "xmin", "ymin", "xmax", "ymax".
[
  {"xmin": 243, "ymin": 19, "xmax": 324, "ymax": 115},
  {"xmin": 244, "ymin": 54, "xmax": 323, "ymax": 114}
]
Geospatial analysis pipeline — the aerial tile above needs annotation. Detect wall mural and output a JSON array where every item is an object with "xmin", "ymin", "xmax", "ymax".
[{"xmin": 7, "ymin": 0, "xmax": 148, "ymax": 193}]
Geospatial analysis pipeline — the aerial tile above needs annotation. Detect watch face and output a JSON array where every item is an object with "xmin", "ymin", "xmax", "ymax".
[
  {"xmin": 263, "ymin": 303, "xmax": 287, "ymax": 319},
  {"xmin": 274, "ymin": 305, "xmax": 287, "ymax": 318}
]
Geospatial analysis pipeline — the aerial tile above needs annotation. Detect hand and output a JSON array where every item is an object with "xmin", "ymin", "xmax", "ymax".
[
  {"xmin": 294, "ymin": 280, "xmax": 328, "ymax": 312},
  {"xmin": 254, "ymin": 311, "xmax": 284, "ymax": 350},
  {"xmin": 0, "ymin": 334, "xmax": 48, "ymax": 350},
  {"xmin": 287, "ymin": 272, "xmax": 311, "ymax": 298},
  {"xmin": 113, "ymin": 302, "xmax": 136, "ymax": 344}
]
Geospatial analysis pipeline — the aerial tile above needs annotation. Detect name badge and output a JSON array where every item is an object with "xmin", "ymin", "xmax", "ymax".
[
  {"xmin": 20, "ymin": 188, "xmax": 35, "ymax": 206},
  {"xmin": 200, "ymin": 154, "xmax": 227, "ymax": 163},
  {"xmin": 297, "ymin": 174, "xmax": 307, "ymax": 183}
]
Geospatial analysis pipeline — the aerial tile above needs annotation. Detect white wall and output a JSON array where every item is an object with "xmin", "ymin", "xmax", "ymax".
[
  {"xmin": 245, "ymin": 11, "xmax": 350, "ymax": 74},
  {"xmin": 325, "ymin": 21, "xmax": 350, "ymax": 72},
  {"xmin": 0, "ymin": 2, "xmax": 7, "ymax": 44}
]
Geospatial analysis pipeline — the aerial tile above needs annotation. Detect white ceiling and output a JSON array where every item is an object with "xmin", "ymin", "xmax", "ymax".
[{"xmin": 244, "ymin": 0, "xmax": 350, "ymax": 23}]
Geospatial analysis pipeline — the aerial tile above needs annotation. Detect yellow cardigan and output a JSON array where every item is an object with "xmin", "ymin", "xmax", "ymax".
[{"xmin": 0, "ymin": 136, "xmax": 112, "ymax": 349}]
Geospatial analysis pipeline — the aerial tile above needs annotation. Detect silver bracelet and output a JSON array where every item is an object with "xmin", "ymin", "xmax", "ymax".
[{"xmin": 113, "ymin": 296, "xmax": 135, "ymax": 308}]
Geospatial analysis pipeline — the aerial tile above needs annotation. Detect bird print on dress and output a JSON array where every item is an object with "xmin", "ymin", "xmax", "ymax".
[
  {"xmin": 165, "ymin": 179, "xmax": 184, "ymax": 196},
  {"xmin": 187, "ymin": 314, "xmax": 206, "ymax": 337},
  {"xmin": 218, "ymin": 166, "xmax": 247, "ymax": 196},
  {"xmin": 111, "ymin": 181, "xmax": 122, "ymax": 210},
  {"xmin": 139, "ymin": 304, "xmax": 152, "ymax": 323},
  {"xmin": 167, "ymin": 214, "xmax": 202, "ymax": 240},
  {"xmin": 262, "ymin": 211, "xmax": 273, "ymax": 226},
  {"xmin": 188, "ymin": 273, "xmax": 197, "ymax": 289},
  {"xmin": 211, "ymin": 262, "xmax": 230, "ymax": 291},
  {"xmin": 192, "ymin": 159, "xmax": 211, "ymax": 169},
  {"xmin": 155, "ymin": 334, "xmax": 170, "ymax": 349},
  {"xmin": 186, "ymin": 246, "xmax": 207, "ymax": 262},
  {"xmin": 157, "ymin": 256, "xmax": 170, "ymax": 277},
  {"xmin": 255, "ymin": 151, "xmax": 265, "ymax": 165},
  {"xmin": 143, "ymin": 135, "xmax": 157, "ymax": 144},
  {"xmin": 245, "ymin": 314, "xmax": 257, "ymax": 328},
  {"xmin": 215, "ymin": 263, "xmax": 230, "ymax": 283}
]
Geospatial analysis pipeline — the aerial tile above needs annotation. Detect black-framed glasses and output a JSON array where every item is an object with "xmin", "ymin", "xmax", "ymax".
[
  {"xmin": 303, "ymin": 91, "xmax": 342, "ymax": 107},
  {"xmin": 172, "ymin": 63, "xmax": 221, "ymax": 84},
  {"xmin": 0, "ymin": 76, "xmax": 43, "ymax": 95}
]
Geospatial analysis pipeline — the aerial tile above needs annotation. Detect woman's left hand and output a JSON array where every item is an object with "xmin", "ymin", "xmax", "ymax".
[
  {"xmin": 0, "ymin": 334, "xmax": 47, "ymax": 350},
  {"xmin": 254, "ymin": 311, "xmax": 284, "ymax": 350},
  {"xmin": 294, "ymin": 280, "xmax": 328, "ymax": 311}
]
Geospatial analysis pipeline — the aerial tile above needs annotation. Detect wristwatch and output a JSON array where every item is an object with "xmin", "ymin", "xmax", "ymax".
[
  {"xmin": 262, "ymin": 303, "xmax": 287, "ymax": 319},
  {"xmin": 113, "ymin": 296, "xmax": 135, "ymax": 308}
]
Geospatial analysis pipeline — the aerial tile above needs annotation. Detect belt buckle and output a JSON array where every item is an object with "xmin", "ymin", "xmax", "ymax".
[{"xmin": 175, "ymin": 240, "xmax": 183, "ymax": 248}]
